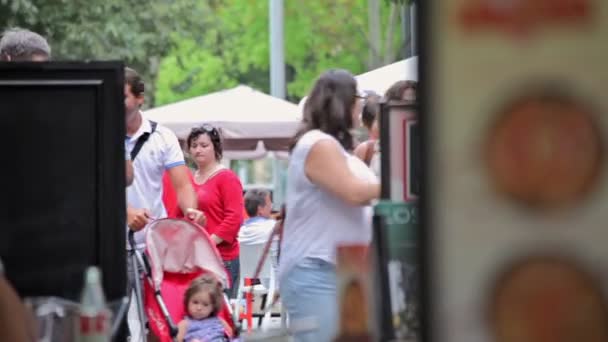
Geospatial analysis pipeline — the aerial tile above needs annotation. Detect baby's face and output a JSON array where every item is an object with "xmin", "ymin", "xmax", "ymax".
[{"xmin": 188, "ymin": 291, "xmax": 214, "ymax": 320}]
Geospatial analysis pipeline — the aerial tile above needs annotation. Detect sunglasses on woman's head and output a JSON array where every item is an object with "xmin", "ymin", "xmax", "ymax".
[
  {"xmin": 199, "ymin": 124, "xmax": 219, "ymax": 137},
  {"xmin": 355, "ymin": 89, "xmax": 370, "ymax": 100}
]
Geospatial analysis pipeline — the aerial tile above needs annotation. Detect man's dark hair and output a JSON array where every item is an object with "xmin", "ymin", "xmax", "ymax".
[
  {"xmin": 0, "ymin": 28, "xmax": 50, "ymax": 61},
  {"xmin": 361, "ymin": 92, "xmax": 381, "ymax": 130},
  {"xmin": 244, "ymin": 188, "xmax": 270, "ymax": 217},
  {"xmin": 291, "ymin": 69, "xmax": 358, "ymax": 151},
  {"xmin": 384, "ymin": 80, "xmax": 417, "ymax": 101},
  {"xmin": 125, "ymin": 67, "xmax": 145, "ymax": 97}
]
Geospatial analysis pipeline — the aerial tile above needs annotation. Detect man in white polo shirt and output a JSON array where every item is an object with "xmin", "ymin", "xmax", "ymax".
[
  {"xmin": 124, "ymin": 67, "xmax": 204, "ymax": 240},
  {"xmin": 124, "ymin": 67, "xmax": 204, "ymax": 340}
]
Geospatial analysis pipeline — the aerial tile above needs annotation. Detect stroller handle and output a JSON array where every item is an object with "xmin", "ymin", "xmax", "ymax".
[
  {"xmin": 127, "ymin": 229, "xmax": 137, "ymax": 249},
  {"xmin": 127, "ymin": 228, "xmax": 152, "ymax": 278}
]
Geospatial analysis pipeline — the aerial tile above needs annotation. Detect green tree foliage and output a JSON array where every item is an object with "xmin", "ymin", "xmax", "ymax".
[
  {"xmin": 0, "ymin": 0, "xmax": 208, "ymax": 105},
  {"xmin": 0, "ymin": 0, "xmax": 406, "ymax": 107},
  {"xmin": 155, "ymin": 0, "xmax": 405, "ymax": 105}
]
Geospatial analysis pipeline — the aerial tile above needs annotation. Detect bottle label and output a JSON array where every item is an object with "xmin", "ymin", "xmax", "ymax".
[{"xmin": 76, "ymin": 310, "xmax": 111, "ymax": 341}]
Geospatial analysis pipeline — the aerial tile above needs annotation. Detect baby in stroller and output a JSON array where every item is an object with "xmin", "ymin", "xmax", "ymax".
[
  {"xmin": 129, "ymin": 218, "xmax": 239, "ymax": 342},
  {"xmin": 177, "ymin": 274, "xmax": 234, "ymax": 342}
]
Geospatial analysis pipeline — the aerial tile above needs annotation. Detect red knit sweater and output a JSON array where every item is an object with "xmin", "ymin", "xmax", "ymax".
[{"xmin": 193, "ymin": 169, "xmax": 243, "ymax": 261}]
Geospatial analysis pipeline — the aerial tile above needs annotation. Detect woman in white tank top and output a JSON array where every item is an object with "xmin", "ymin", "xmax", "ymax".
[{"xmin": 279, "ymin": 69, "xmax": 380, "ymax": 342}]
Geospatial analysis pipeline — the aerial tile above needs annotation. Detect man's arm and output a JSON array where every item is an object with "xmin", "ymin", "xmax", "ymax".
[
  {"xmin": 0, "ymin": 278, "xmax": 32, "ymax": 341},
  {"xmin": 167, "ymin": 165, "xmax": 206, "ymax": 225},
  {"xmin": 0, "ymin": 260, "xmax": 34, "ymax": 341},
  {"xmin": 167, "ymin": 165, "xmax": 197, "ymax": 212},
  {"xmin": 162, "ymin": 129, "xmax": 205, "ymax": 224}
]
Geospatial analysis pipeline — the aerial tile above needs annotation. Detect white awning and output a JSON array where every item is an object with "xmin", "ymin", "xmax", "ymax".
[
  {"xmin": 356, "ymin": 56, "xmax": 418, "ymax": 95},
  {"xmin": 144, "ymin": 85, "xmax": 301, "ymax": 155}
]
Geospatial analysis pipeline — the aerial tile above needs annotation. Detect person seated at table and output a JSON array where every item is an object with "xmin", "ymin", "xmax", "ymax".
[
  {"xmin": 238, "ymin": 189, "xmax": 275, "ymax": 245},
  {"xmin": 237, "ymin": 188, "xmax": 278, "ymax": 287}
]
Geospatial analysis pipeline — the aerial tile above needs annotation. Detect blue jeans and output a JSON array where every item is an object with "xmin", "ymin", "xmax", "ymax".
[
  {"xmin": 280, "ymin": 258, "xmax": 337, "ymax": 342},
  {"xmin": 224, "ymin": 258, "xmax": 240, "ymax": 298}
]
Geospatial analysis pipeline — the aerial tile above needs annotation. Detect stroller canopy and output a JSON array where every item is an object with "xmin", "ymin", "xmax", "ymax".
[{"xmin": 146, "ymin": 219, "xmax": 228, "ymax": 289}]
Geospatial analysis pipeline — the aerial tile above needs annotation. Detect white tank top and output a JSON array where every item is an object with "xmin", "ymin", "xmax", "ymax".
[{"xmin": 278, "ymin": 130, "xmax": 378, "ymax": 281}]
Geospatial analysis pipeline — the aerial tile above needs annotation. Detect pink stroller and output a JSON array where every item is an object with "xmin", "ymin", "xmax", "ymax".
[{"xmin": 128, "ymin": 219, "xmax": 237, "ymax": 342}]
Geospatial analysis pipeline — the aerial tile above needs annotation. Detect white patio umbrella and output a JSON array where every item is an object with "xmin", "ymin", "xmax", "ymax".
[
  {"xmin": 355, "ymin": 56, "xmax": 418, "ymax": 95},
  {"xmin": 298, "ymin": 56, "xmax": 418, "ymax": 110},
  {"xmin": 144, "ymin": 85, "xmax": 301, "ymax": 159}
]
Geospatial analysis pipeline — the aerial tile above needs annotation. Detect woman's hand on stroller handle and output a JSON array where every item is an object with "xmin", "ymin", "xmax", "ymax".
[{"xmin": 185, "ymin": 207, "xmax": 206, "ymax": 226}]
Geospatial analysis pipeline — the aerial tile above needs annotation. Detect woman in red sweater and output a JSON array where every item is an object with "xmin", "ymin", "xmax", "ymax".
[{"xmin": 186, "ymin": 124, "xmax": 244, "ymax": 298}]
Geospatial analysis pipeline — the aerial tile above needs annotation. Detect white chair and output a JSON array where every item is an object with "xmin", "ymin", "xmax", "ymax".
[{"xmin": 234, "ymin": 242, "xmax": 278, "ymax": 331}]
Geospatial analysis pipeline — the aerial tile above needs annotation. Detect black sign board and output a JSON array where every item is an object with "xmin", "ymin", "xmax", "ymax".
[
  {"xmin": 0, "ymin": 62, "xmax": 127, "ymax": 301},
  {"xmin": 380, "ymin": 101, "xmax": 419, "ymax": 201}
]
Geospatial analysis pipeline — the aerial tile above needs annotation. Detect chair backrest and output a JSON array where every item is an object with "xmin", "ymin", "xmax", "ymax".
[{"xmin": 239, "ymin": 242, "xmax": 272, "ymax": 282}]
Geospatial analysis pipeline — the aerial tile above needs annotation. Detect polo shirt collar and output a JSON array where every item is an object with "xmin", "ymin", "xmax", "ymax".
[
  {"xmin": 244, "ymin": 216, "xmax": 268, "ymax": 225},
  {"xmin": 127, "ymin": 112, "xmax": 152, "ymax": 141}
]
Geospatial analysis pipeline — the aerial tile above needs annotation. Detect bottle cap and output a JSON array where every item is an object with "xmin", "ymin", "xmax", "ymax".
[{"xmin": 85, "ymin": 266, "xmax": 101, "ymax": 284}]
